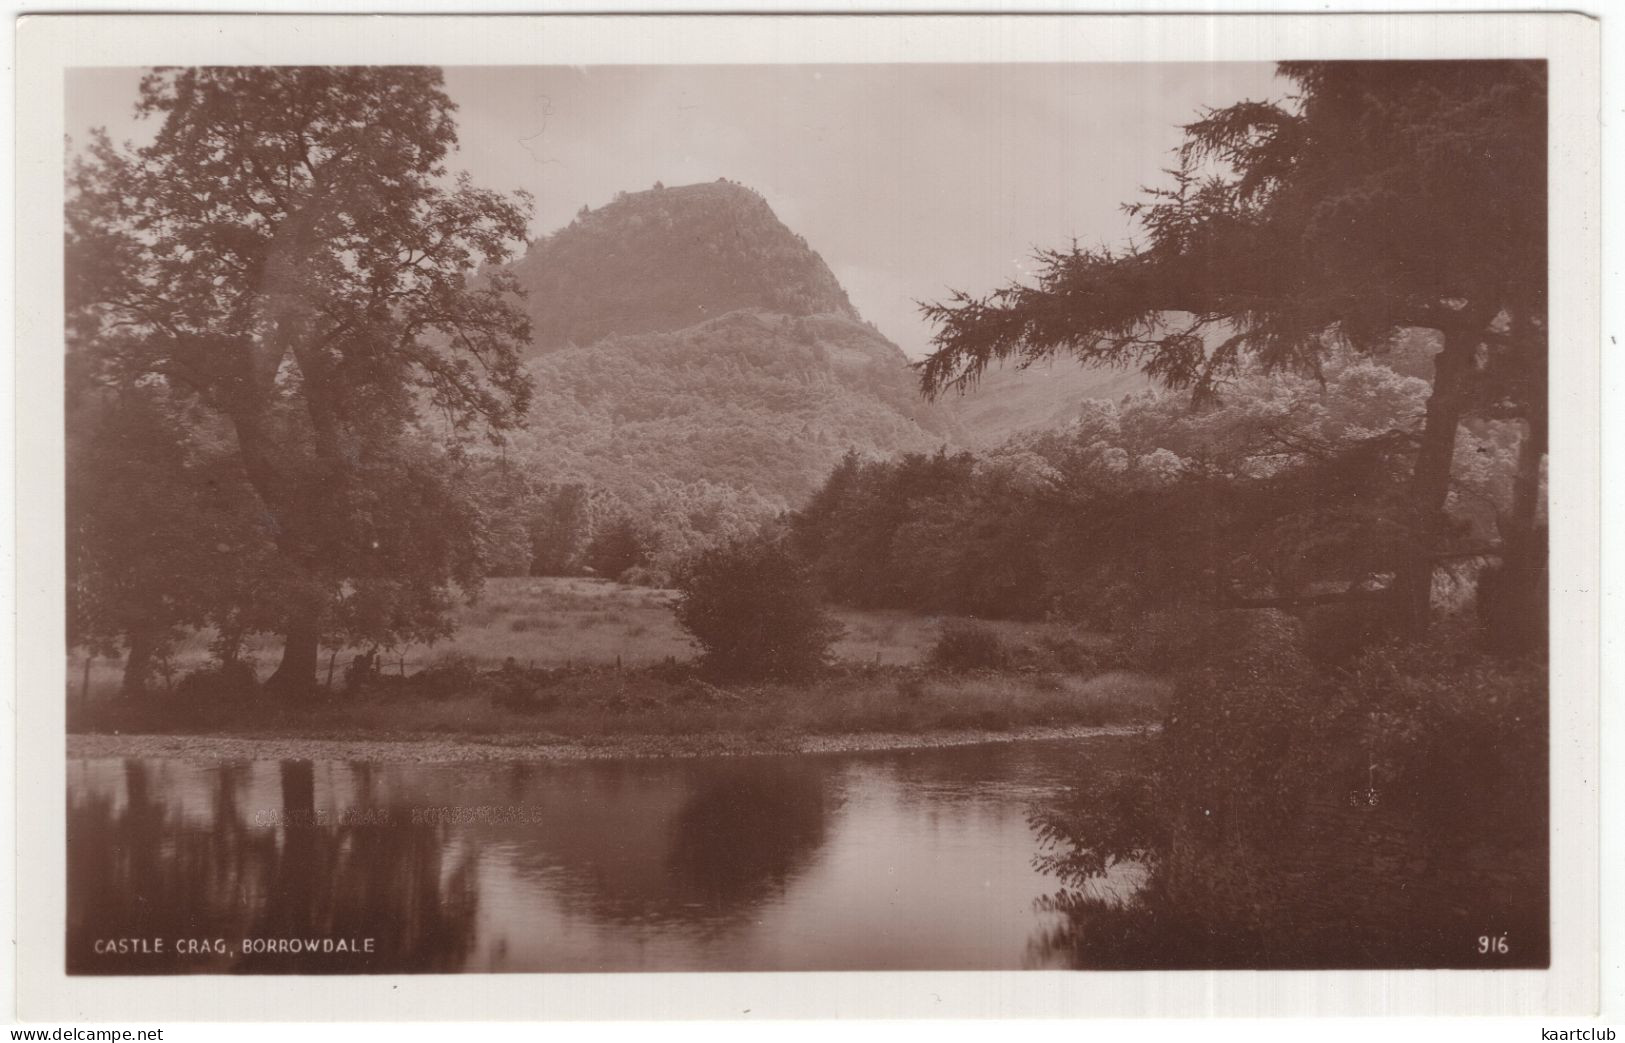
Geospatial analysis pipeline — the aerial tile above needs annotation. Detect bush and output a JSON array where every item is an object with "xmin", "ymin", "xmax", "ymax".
[
  {"xmin": 410, "ymin": 652, "xmax": 481, "ymax": 699},
  {"xmin": 646, "ymin": 655, "xmax": 694, "ymax": 684},
  {"xmin": 489, "ymin": 668, "xmax": 560, "ymax": 714},
  {"xmin": 174, "ymin": 659, "xmax": 259, "ymax": 700},
  {"xmin": 1063, "ymin": 581, "xmax": 1144, "ymax": 633},
  {"xmin": 1036, "ymin": 634, "xmax": 1105, "ymax": 673},
  {"xmin": 1301, "ymin": 600, "xmax": 1396, "ymax": 664},
  {"xmin": 673, "ymin": 536, "xmax": 843, "ymax": 682},
  {"xmin": 1120, "ymin": 606, "xmax": 1303, "ymax": 674},
  {"xmin": 342, "ymin": 648, "xmax": 383, "ymax": 692},
  {"xmin": 586, "ymin": 516, "xmax": 649, "ymax": 580},
  {"xmin": 1475, "ymin": 528, "xmax": 1548, "ymax": 657},
  {"xmin": 1030, "ymin": 630, "xmax": 1548, "ymax": 968},
  {"xmin": 927, "ymin": 620, "xmax": 1010, "ymax": 673},
  {"xmin": 619, "ymin": 564, "xmax": 673, "ymax": 589},
  {"xmin": 1314, "ymin": 637, "xmax": 1547, "ymax": 830}
]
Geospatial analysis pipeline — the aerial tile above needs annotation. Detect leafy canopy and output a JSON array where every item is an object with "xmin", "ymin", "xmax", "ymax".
[
  {"xmin": 918, "ymin": 61, "xmax": 1546, "ymax": 406},
  {"xmin": 66, "ymin": 67, "xmax": 537, "ymax": 673},
  {"xmin": 69, "ymin": 66, "xmax": 534, "ymax": 439}
]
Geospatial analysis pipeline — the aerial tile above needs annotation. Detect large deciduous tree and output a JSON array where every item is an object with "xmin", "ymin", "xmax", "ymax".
[
  {"xmin": 919, "ymin": 61, "xmax": 1546, "ymax": 636},
  {"xmin": 67, "ymin": 67, "xmax": 535, "ymax": 693}
]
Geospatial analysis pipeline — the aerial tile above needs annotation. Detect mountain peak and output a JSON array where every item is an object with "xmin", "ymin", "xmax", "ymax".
[{"xmin": 509, "ymin": 179, "xmax": 860, "ymax": 350}]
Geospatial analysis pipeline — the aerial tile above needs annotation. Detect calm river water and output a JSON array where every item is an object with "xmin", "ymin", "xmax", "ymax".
[{"xmin": 67, "ymin": 736, "xmax": 1146, "ymax": 974}]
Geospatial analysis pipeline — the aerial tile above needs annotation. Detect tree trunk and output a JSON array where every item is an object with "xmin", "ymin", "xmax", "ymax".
[
  {"xmin": 229, "ymin": 409, "xmax": 331, "ymax": 698},
  {"xmin": 1480, "ymin": 411, "xmax": 1548, "ymax": 655},
  {"xmin": 1474, "ymin": 301, "xmax": 1548, "ymax": 655},
  {"xmin": 266, "ymin": 614, "xmax": 322, "ymax": 696},
  {"xmin": 1507, "ymin": 305, "xmax": 1549, "ymax": 543},
  {"xmin": 1508, "ymin": 390, "xmax": 1548, "ymax": 542},
  {"xmin": 121, "ymin": 629, "xmax": 156, "ymax": 696},
  {"xmin": 1392, "ymin": 326, "xmax": 1475, "ymax": 631}
]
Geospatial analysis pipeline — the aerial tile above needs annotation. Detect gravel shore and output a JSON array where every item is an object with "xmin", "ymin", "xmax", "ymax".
[{"xmin": 66, "ymin": 722, "xmax": 1154, "ymax": 764}]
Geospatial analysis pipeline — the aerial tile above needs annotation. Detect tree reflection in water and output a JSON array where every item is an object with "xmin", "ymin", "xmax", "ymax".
[
  {"xmin": 67, "ymin": 760, "xmax": 478, "ymax": 975},
  {"xmin": 664, "ymin": 761, "xmax": 829, "ymax": 913},
  {"xmin": 68, "ymin": 756, "xmax": 834, "ymax": 974},
  {"xmin": 486, "ymin": 757, "xmax": 834, "ymax": 934}
]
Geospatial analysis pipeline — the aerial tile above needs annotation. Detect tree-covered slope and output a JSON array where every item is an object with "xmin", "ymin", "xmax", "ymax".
[
  {"xmin": 496, "ymin": 181, "xmax": 958, "ymax": 510},
  {"xmin": 510, "ymin": 308, "xmax": 955, "ymax": 507},
  {"xmin": 481, "ymin": 178, "xmax": 1173, "ymax": 577}
]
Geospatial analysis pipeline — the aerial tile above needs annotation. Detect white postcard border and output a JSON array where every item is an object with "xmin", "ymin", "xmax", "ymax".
[{"xmin": 13, "ymin": 11, "xmax": 1602, "ymax": 1021}]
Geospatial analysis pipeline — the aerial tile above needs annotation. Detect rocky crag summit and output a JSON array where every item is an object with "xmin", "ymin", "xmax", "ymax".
[
  {"xmin": 511, "ymin": 179, "xmax": 862, "ymax": 348},
  {"xmin": 499, "ymin": 180, "xmax": 960, "ymax": 508}
]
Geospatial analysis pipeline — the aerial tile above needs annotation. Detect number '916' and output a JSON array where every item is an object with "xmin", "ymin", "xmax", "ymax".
[{"xmin": 1478, "ymin": 935, "xmax": 1509, "ymax": 955}]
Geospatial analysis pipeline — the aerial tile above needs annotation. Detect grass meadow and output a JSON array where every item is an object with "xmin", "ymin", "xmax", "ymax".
[{"xmin": 69, "ymin": 577, "xmax": 1166, "ymax": 740}]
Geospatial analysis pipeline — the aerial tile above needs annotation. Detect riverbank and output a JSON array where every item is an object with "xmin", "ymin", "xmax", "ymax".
[
  {"xmin": 70, "ymin": 577, "xmax": 1108, "ymax": 702},
  {"xmin": 72, "ymin": 658, "xmax": 1168, "ymax": 749},
  {"xmin": 67, "ymin": 720, "xmax": 1156, "ymax": 763}
]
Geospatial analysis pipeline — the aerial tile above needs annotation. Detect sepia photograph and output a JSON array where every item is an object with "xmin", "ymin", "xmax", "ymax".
[{"xmin": 12, "ymin": 9, "xmax": 1604, "ymax": 1023}]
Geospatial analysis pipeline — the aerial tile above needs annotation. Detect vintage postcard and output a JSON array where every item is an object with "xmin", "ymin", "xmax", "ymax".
[{"xmin": 12, "ymin": 11, "xmax": 1601, "ymax": 1021}]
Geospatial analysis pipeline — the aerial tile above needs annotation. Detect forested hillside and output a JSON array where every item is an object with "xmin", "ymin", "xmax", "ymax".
[
  {"xmin": 475, "ymin": 180, "xmax": 961, "ymax": 579},
  {"xmin": 514, "ymin": 309, "xmax": 954, "ymax": 503}
]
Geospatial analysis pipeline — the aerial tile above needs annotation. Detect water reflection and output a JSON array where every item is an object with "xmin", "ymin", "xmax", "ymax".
[
  {"xmin": 69, "ymin": 759, "xmax": 478, "ymax": 974},
  {"xmin": 665, "ymin": 762, "xmax": 830, "ymax": 913},
  {"xmin": 67, "ymin": 740, "xmax": 1137, "ymax": 974}
]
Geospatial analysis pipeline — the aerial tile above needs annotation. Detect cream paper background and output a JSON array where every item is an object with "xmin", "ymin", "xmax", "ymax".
[{"xmin": 11, "ymin": 11, "xmax": 1602, "ymax": 1021}]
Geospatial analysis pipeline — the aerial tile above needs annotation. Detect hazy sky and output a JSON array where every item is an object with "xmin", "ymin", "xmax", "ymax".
[{"xmin": 67, "ymin": 62, "xmax": 1284, "ymax": 357}]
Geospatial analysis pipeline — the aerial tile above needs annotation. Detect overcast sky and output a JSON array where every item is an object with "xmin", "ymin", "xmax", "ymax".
[{"xmin": 68, "ymin": 62, "xmax": 1284, "ymax": 357}]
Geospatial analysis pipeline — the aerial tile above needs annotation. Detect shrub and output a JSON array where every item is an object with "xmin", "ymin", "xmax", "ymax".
[
  {"xmin": 1030, "ymin": 631, "xmax": 1548, "ymax": 968},
  {"xmin": 490, "ymin": 671, "xmax": 559, "ymax": 715},
  {"xmin": 174, "ymin": 659, "xmax": 259, "ymax": 700},
  {"xmin": 646, "ymin": 655, "xmax": 694, "ymax": 684},
  {"xmin": 673, "ymin": 536, "xmax": 843, "ymax": 682},
  {"xmin": 1301, "ymin": 600, "xmax": 1396, "ymax": 665},
  {"xmin": 1065, "ymin": 581, "xmax": 1144, "ymax": 633},
  {"xmin": 619, "ymin": 564, "xmax": 673, "ymax": 589},
  {"xmin": 1312, "ymin": 638, "xmax": 1547, "ymax": 831},
  {"xmin": 1475, "ymin": 528, "xmax": 1548, "ymax": 657},
  {"xmin": 1120, "ymin": 606, "xmax": 1303, "ymax": 674},
  {"xmin": 1036, "ymin": 635, "xmax": 1104, "ymax": 673},
  {"xmin": 342, "ymin": 648, "xmax": 383, "ymax": 692},
  {"xmin": 895, "ymin": 673, "xmax": 927, "ymax": 700},
  {"xmin": 410, "ymin": 652, "xmax": 481, "ymax": 699},
  {"xmin": 927, "ymin": 620, "xmax": 1010, "ymax": 673},
  {"xmin": 586, "ymin": 517, "xmax": 649, "ymax": 580}
]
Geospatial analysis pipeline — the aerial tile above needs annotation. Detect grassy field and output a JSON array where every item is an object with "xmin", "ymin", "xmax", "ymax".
[
  {"xmin": 69, "ymin": 577, "xmax": 1164, "ymax": 739},
  {"xmin": 71, "ymin": 577, "xmax": 1112, "ymax": 694},
  {"xmin": 72, "ymin": 577, "xmax": 691, "ymax": 698}
]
